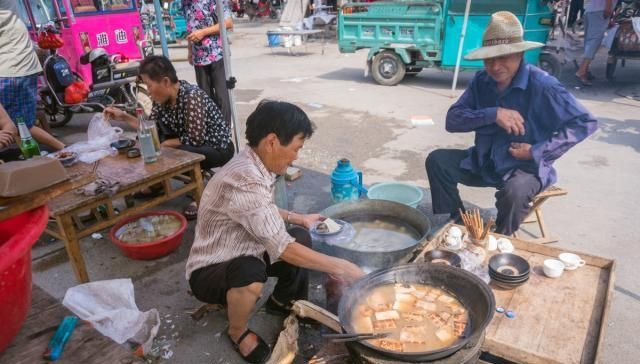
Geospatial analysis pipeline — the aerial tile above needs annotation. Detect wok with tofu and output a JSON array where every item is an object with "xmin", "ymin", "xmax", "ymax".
[{"xmin": 337, "ymin": 263, "xmax": 495, "ymax": 362}]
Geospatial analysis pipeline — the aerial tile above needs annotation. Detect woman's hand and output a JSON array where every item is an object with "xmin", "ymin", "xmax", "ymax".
[
  {"xmin": 103, "ymin": 107, "xmax": 128, "ymax": 122},
  {"xmin": 186, "ymin": 29, "xmax": 207, "ymax": 43}
]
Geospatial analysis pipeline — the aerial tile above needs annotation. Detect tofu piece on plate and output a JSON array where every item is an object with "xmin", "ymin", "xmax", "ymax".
[
  {"xmin": 377, "ymin": 339, "xmax": 404, "ymax": 352},
  {"xmin": 410, "ymin": 290, "xmax": 427, "ymax": 299},
  {"xmin": 415, "ymin": 300, "xmax": 437, "ymax": 311},
  {"xmin": 440, "ymin": 311, "xmax": 452, "ymax": 321},
  {"xmin": 435, "ymin": 328, "xmax": 454, "ymax": 342},
  {"xmin": 400, "ymin": 325, "xmax": 429, "ymax": 344},
  {"xmin": 372, "ymin": 319, "xmax": 397, "ymax": 331},
  {"xmin": 358, "ymin": 305, "xmax": 374, "ymax": 317},
  {"xmin": 427, "ymin": 313, "xmax": 448, "ymax": 328},
  {"xmin": 375, "ymin": 310, "xmax": 400, "ymax": 321}
]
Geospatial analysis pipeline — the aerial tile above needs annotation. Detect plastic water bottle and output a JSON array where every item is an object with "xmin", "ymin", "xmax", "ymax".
[{"xmin": 16, "ymin": 117, "xmax": 41, "ymax": 159}]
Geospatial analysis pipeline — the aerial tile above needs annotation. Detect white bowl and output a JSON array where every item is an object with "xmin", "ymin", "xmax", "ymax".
[
  {"xmin": 558, "ymin": 253, "xmax": 586, "ymax": 270},
  {"xmin": 543, "ymin": 259, "xmax": 565, "ymax": 278}
]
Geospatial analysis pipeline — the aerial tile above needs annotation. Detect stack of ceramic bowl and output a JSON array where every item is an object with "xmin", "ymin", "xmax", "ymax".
[{"xmin": 488, "ymin": 253, "xmax": 531, "ymax": 289}]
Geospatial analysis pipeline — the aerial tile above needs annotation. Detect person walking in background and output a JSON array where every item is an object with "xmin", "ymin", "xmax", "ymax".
[
  {"xmin": 575, "ymin": 0, "xmax": 618, "ymax": 85},
  {"xmin": 0, "ymin": 0, "xmax": 65, "ymax": 151},
  {"xmin": 183, "ymin": 0, "xmax": 234, "ymax": 127},
  {"xmin": 568, "ymin": 0, "xmax": 585, "ymax": 31}
]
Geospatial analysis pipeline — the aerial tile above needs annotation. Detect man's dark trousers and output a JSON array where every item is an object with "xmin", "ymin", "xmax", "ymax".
[
  {"xmin": 426, "ymin": 149, "xmax": 542, "ymax": 235},
  {"xmin": 194, "ymin": 58, "xmax": 231, "ymax": 127}
]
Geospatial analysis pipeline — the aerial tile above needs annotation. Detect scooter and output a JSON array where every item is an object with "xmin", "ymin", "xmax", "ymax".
[
  {"xmin": 232, "ymin": 0, "xmax": 246, "ymax": 18},
  {"xmin": 244, "ymin": 0, "xmax": 279, "ymax": 20},
  {"xmin": 39, "ymin": 42, "xmax": 152, "ymax": 128}
]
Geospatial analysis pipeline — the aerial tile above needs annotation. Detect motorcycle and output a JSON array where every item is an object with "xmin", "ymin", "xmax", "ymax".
[
  {"xmin": 244, "ymin": 0, "xmax": 280, "ymax": 20},
  {"xmin": 232, "ymin": 0, "xmax": 246, "ymax": 17},
  {"xmin": 39, "ymin": 44, "xmax": 152, "ymax": 128}
]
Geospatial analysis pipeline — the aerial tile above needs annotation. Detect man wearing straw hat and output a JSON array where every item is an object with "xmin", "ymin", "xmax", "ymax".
[{"xmin": 425, "ymin": 11, "xmax": 598, "ymax": 236}]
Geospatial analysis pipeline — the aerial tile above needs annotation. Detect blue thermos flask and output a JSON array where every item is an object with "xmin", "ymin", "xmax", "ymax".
[{"xmin": 331, "ymin": 158, "xmax": 367, "ymax": 203}]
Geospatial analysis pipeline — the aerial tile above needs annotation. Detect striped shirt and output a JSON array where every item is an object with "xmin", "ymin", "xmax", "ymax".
[{"xmin": 185, "ymin": 147, "xmax": 294, "ymax": 279}]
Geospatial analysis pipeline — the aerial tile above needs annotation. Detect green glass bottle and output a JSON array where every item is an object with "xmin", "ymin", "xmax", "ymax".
[{"xmin": 16, "ymin": 117, "xmax": 41, "ymax": 159}]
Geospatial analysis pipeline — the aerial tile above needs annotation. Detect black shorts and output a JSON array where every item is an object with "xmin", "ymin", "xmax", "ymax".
[{"xmin": 188, "ymin": 227, "xmax": 311, "ymax": 305}]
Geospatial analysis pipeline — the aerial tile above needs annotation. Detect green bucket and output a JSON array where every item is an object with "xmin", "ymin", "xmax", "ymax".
[{"xmin": 367, "ymin": 182, "xmax": 424, "ymax": 208}]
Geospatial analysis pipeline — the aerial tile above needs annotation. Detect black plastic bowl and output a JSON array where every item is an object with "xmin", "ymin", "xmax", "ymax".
[
  {"xmin": 338, "ymin": 263, "xmax": 495, "ymax": 362},
  {"xmin": 423, "ymin": 249, "xmax": 462, "ymax": 268},
  {"xmin": 488, "ymin": 253, "xmax": 530, "ymax": 279}
]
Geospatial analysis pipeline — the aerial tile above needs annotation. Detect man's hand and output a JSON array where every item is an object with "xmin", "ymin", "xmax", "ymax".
[
  {"xmin": 508, "ymin": 142, "xmax": 533, "ymax": 160},
  {"xmin": 300, "ymin": 213, "xmax": 324, "ymax": 230},
  {"xmin": 0, "ymin": 130, "xmax": 15, "ymax": 148},
  {"xmin": 186, "ymin": 29, "xmax": 207, "ymax": 43},
  {"xmin": 331, "ymin": 260, "xmax": 365, "ymax": 284},
  {"xmin": 496, "ymin": 107, "xmax": 526, "ymax": 136}
]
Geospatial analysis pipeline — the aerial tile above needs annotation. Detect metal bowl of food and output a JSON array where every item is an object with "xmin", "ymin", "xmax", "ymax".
[
  {"xmin": 52, "ymin": 151, "xmax": 78, "ymax": 167},
  {"xmin": 110, "ymin": 138, "xmax": 135, "ymax": 153}
]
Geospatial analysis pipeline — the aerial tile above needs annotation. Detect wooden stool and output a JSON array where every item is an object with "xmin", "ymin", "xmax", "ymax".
[{"xmin": 513, "ymin": 186, "xmax": 568, "ymax": 244}]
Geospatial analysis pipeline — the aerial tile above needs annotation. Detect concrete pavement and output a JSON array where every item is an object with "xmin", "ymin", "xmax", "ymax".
[{"xmin": 21, "ymin": 18, "xmax": 640, "ymax": 364}]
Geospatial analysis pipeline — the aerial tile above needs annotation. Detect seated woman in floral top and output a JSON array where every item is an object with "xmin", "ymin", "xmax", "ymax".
[{"xmin": 105, "ymin": 56, "xmax": 234, "ymax": 218}]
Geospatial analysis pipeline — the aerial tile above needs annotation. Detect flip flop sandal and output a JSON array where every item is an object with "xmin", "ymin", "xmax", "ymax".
[
  {"xmin": 587, "ymin": 71, "xmax": 596, "ymax": 81},
  {"xmin": 575, "ymin": 73, "xmax": 592, "ymax": 86},
  {"xmin": 132, "ymin": 185, "xmax": 163, "ymax": 199},
  {"xmin": 183, "ymin": 202, "xmax": 198, "ymax": 220},
  {"xmin": 227, "ymin": 328, "xmax": 271, "ymax": 364}
]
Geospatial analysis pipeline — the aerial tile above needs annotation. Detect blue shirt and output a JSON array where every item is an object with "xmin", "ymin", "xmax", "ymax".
[{"xmin": 446, "ymin": 62, "xmax": 598, "ymax": 188}]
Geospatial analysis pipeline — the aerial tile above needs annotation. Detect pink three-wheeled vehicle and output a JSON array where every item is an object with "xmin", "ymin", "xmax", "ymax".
[{"xmin": 18, "ymin": 0, "xmax": 154, "ymax": 127}]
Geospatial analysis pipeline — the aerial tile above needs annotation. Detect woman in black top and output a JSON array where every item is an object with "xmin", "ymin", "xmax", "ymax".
[{"xmin": 105, "ymin": 56, "xmax": 234, "ymax": 217}]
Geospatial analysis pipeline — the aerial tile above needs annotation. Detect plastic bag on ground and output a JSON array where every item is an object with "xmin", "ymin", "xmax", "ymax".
[{"xmin": 62, "ymin": 278, "xmax": 160, "ymax": 355}]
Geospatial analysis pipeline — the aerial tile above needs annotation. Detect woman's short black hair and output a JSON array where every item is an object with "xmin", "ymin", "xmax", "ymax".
[
  {"xmin": 139, "ymin": 56, "xmax": 178, "ymax": 83},
  {"xmin": 246, "ymin": 100, "xmax": 315, "ymax": 147}
]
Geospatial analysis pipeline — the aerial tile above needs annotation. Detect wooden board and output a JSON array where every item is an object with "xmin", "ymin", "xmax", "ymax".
[
  {"xmin": 416, "ymin": 223, "xmax": 615, "ymax": 364},
  {"xmin": 0, "ymin": 285, "xmax": 138, "ymax": 364}
]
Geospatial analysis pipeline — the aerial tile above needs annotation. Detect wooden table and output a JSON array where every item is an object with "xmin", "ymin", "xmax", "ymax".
[
  {"xmin": 0, "ymin": 171, "xmax": 95, "ymax": 222},
  {"xmin": 45, "ymin": 147, "xmax": 205, "ymax": 283},
  {"xmin": 0, "ymin": 285, "xmax": 136, "ymax": 364}
]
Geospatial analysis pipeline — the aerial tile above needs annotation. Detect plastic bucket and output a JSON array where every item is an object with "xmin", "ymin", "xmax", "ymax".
[
  {"xmin": 110, "ymin": 210, "xmax": 187, "ymax": 260},
  {"xmin": 366, "ymin": 182, "xmax": 424, "ymax": 208},
  {"xmin": 267, "ymin": 33, "xmax": 281, "ymax": 47},
  {"xmin": 0, "ymin": 205, "xmax": 49, "ymax": 352}
]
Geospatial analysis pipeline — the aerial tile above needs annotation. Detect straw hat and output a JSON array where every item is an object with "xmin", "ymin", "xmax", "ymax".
[{"xmin": 464, "ymin": 11, "xmax": 544, "ymax": 60}]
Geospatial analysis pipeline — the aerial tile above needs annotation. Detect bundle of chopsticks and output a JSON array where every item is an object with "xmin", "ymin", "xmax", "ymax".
[{"xmin": 459, "ymin": 208, "xmax": 494, "ymax": 241}]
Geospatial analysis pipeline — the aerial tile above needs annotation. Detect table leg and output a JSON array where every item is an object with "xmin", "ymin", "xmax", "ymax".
[
  {"xmin": 191, "ymin": 167, "xmax": 205, "ymax": 204},
  {"xmin": 56, "ymin": 214, "xmax": 90, "ymax": 283}
]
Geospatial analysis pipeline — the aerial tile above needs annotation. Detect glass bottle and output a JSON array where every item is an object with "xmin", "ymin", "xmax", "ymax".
[
  {"xmin": 137, "ymin": 113, "xmax": 157, "ymax": 164},
  {"xmin": 16, "ymin": 117, "xmax": 41, "ymax": 159},
  {"xmin": 136, "ymin": 108, "xmax": 160, "ymax": 156}
]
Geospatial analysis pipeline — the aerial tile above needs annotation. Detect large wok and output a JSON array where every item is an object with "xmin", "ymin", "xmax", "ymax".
[
  {"xmin": 320, "ymin": 200, "xmax": 431, "ymax": 270},
  {"xmin": 338, "ymin": 263, "xmax": 495, "ymax": 362}
]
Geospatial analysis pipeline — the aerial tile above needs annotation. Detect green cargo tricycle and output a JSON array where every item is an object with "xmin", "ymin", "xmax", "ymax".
[{"xmin": 338, "ymin": 0, "xmax": 557, "ymax": 86}]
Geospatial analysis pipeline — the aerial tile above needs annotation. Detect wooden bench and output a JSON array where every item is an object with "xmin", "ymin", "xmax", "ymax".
[{"xmin": 513, "ymin": 185, "xmax": 568, "ymax": 244}]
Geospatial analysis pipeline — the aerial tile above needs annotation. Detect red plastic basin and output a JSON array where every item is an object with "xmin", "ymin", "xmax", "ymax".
[
  {"xmin": 109, "ymin": 210, "xmax": 187, "ymax": 260},
  {"xmin": 0, "ymin": 205, "xmax": 49, "ymax": 353}
]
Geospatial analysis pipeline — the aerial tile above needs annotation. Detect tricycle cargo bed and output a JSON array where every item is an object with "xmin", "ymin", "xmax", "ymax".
[{"xmin": 338, "ymin": 1, "xmax": 444, "ymax": 57}]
